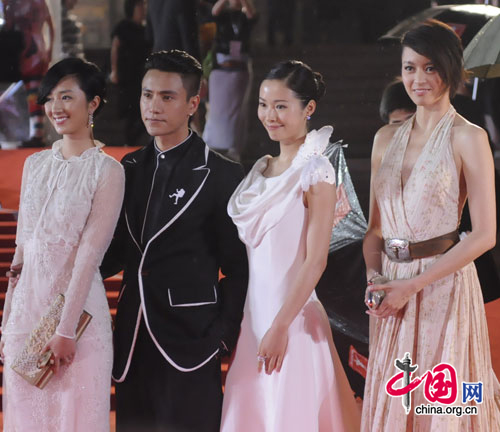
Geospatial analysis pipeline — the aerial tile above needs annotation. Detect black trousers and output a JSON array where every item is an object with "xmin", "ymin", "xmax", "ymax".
[{"xmin": 115, "ymin": 320, "xmax": 222, "ymax": 432}]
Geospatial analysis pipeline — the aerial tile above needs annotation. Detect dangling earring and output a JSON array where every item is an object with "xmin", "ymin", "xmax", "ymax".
[
  {"xmin": 306, "ymin": 115, "xmax": 311, "ymax": 121},
  {"xmin": 88, "ymin": 112, "xmax": 94, "ymax": 128}
]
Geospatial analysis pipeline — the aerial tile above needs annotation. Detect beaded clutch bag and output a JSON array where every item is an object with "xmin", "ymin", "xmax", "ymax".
[{"xmin": 11, "ymin": 294, "xmax": 92, "ymax": 389}]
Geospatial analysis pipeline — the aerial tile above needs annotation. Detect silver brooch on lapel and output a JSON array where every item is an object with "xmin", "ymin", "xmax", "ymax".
[{"xmin": 169, "ymin": 188, "xmax": 186, "ymax": 205}]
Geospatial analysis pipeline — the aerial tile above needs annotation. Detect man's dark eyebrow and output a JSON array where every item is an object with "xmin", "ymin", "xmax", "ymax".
[{"xmin": 142, "ymin": 88, "xmax": 178, "ymax": 95}]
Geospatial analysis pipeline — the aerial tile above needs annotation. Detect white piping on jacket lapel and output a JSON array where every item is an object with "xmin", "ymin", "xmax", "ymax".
[
  {"xmin": 168, "ymin": 285, "xmax": 218, "ymax": 307},
  {"xmin": 123, "ymin": 154, "xmax": 143, "ymax": 253},
  {"xmin": 137, "ymin": 144, "xmax": 218, "ymax": 372},
  {"xmin": 125, "ymin": 211, "xmax": 143, "ymax": 254},
  {"xmin": 112, "ymin": 307, "xmax": 143, "ymax": 382},
  {"xmin": 140, "ymin": 162, "xmax": 160, "ymax": 244}
]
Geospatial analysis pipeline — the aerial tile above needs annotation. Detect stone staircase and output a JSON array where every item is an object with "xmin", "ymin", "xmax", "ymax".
[{"xmin": 0, "ymin": 210, "xmax": 18, "ymax": 407}]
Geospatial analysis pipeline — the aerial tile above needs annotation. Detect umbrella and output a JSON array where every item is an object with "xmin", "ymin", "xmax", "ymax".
[
  {"xmin": 380, "ymin": 4, "xmax": 500, "ymax": 47},
  {"xmin": 464, "ymin": 13, "xmax": 500, "ymax": 78}
]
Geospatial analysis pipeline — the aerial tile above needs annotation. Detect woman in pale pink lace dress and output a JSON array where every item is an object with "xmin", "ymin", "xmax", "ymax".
[
  {"xmin": 0, "ymin": 58, "xmax": 124, "ymax": 431},
  {"xmin": 222, "ymin": 60, "xmax": 360, "ymax": 431},
  {"xmin": 362, "ymin": 20, "xmax": 500, "ymax": 431}
]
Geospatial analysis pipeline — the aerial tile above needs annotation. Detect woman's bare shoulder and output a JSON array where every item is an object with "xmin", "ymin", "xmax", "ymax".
[
  {"xmin": 452, "ymin": 114, "xmax": 489, "ymax": 146},
  {"xmin": 451, "ymin": 113, "xmax": 490, "ymax": 159}
]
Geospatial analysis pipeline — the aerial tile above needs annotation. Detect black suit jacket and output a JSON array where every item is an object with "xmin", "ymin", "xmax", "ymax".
[
  {"xmin": 101, "ymin": 133, "xmax": 248, "ymax": 380},
  {"xmin": 145, "ymin": 0, "xmax": 200, "ymax": 60}
]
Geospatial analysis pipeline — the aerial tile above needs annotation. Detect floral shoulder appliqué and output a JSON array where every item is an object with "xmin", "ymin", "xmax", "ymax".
[{"xmin": 293, "ymin": 126, "xmax": 336, "ymax": 191}]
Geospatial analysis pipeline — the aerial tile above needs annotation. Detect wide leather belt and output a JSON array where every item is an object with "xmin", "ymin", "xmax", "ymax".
[{"xmin": 384, "ymin": 230, "xmax": 459, "ymax": 263}]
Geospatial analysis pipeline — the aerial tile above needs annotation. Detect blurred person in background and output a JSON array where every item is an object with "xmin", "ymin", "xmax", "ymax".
[
  {"xmin": 266, "ymin": 0, "xmax": 295, "ymax": 46},
  {"xmin": 61, "ymin": 0, "xmax": 84, "ymax": 59},
  {"xmin": 110, "ymin": 0, "xmax": 149, "ymax": 146},
  {"xmin": 379, "ymin": 77, "xmax": 416, "ymax": 125},
  {"xmin": 3, "ymin": 0, "xmax": 54, "ymax": 147},
  {"xmin": 202, "ymin": 0, "xmax": 257, "ymax": 161},
  {"xmin": 146, "ymin": 0, "xmax": 200, "ymax": 60}
]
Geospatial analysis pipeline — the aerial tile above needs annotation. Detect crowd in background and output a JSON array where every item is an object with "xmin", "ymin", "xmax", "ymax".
[{"xmin": 1, "ymin": 0, "xmax": 500, "ymax": 160}]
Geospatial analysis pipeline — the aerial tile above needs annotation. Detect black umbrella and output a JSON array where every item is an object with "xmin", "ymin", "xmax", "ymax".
[{"xmin": 379, "ymin": 4, "xmax": 500, "ymax": 47}]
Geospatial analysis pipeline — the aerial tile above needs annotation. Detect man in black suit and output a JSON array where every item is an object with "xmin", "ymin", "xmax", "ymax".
[
  {"xmin": 146, "ymin": 0, "xmax": 201, "ymax": 60},
  {"xmin": 101, "ymin": 50, "xmax": 248, "ymax": 432}
]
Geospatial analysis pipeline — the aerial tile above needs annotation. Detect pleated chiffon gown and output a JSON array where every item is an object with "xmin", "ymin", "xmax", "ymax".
[{"xmin": 361, "ymin": 107, "xmax": 500, "ymax": 431}]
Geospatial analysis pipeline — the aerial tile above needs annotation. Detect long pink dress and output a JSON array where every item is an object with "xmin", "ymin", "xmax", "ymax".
[
  {"xmin": 1, "ymin": 141, "xmax": 124, "ymax": 431},
  {"xmin": 222, "ymin": 127, "xmax": 361, "ymax": 432},
  {"xmin": 361, "ymin": 107, "xmax": 500, "ymax": 431}
]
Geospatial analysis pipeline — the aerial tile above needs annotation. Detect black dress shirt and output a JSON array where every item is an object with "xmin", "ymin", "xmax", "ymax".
[{"xmin": 141, "ymin": 132, "xmax": 192, "ymax": 244}]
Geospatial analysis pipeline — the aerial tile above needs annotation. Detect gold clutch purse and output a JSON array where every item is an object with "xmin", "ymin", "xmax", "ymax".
[{"xmin": 11, "ymin": 294, "xmax": 92, "ymax": 389}]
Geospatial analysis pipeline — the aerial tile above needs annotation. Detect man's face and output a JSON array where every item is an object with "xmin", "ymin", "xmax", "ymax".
[
  {"xmin": 140, "ymin": 69, "xmax": 199, "ymax": 139},
  {"xmin": 388, "ymin": 108, "xmax": 414, "ymax": 125}
]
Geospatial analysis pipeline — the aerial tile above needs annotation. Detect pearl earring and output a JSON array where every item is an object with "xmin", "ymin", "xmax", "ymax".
[{"xmin": 88, "ymin": 112, "xmax": 94, "ymax": 128}]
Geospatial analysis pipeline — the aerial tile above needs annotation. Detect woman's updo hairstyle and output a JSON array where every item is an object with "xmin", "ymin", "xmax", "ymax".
[
  {"xmin": 38, "ymin": 58, "xmax": 107, "ymax": 116},
  {"xmin": 265, "ymin": 60, "xmax": 326, "ymax": 107},
  {"xmin": 401, "ymin": 19, "xmax": 467, "ymax": 98}
]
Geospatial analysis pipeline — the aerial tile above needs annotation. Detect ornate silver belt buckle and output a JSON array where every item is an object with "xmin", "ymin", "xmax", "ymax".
[{"xmin": 385, "ymin": 238, "xmax": 412, "ymax": 263}]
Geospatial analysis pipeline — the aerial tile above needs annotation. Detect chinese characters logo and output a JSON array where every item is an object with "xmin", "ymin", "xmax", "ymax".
[{"xmin": 385, "ymin": 353, "xmax": 482, "ymax": 416}]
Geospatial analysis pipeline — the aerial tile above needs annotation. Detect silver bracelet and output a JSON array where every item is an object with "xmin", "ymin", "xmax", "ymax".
[{"xmin": 367, "ymin": 271, "xmax": 382, "ymax": 284}]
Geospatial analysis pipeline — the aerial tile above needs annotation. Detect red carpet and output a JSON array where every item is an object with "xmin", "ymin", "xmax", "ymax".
[{"xmin": 0, "ymin": 147, "xmax": 139, "ymax": 210}]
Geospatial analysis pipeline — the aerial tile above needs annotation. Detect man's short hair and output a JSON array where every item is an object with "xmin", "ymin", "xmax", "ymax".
[
  {"xmin": 143, "ymin": 50, "xmax": 202, "ymax": 99},
  {"xmin": 379, "ymin": 78, "xmax": 415, "ymax": 123}
]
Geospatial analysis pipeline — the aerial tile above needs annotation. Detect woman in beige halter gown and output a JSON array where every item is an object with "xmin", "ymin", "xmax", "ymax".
[{"xmin": 361, "ymin": 20, "xmax": 500, "ymax": 431}]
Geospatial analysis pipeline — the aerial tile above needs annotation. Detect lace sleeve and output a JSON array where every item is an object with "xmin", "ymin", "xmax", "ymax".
[
  {"xmin": 1, "ymin": 278, "xmax": 16, "ymax": 339},
  {"xmin": 1, "ymin": 156, "xmax": 31, "ymax": 336},
  {"xmin": 56, "ymin": 158, "xmax": 125, "ymax": 338},
  {"xmin": 300, "ymin": 154, "xmax": 336, "ymax": 192}
]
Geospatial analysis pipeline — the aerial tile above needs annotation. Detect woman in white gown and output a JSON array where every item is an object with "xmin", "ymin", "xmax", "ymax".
[
  {"xmin": 0, "ymin": 58, "xmax": 124, "ymax": 431},
  {"xmin": 222, "ymin": 60, "xmax": 360, "ymax": 431}
]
